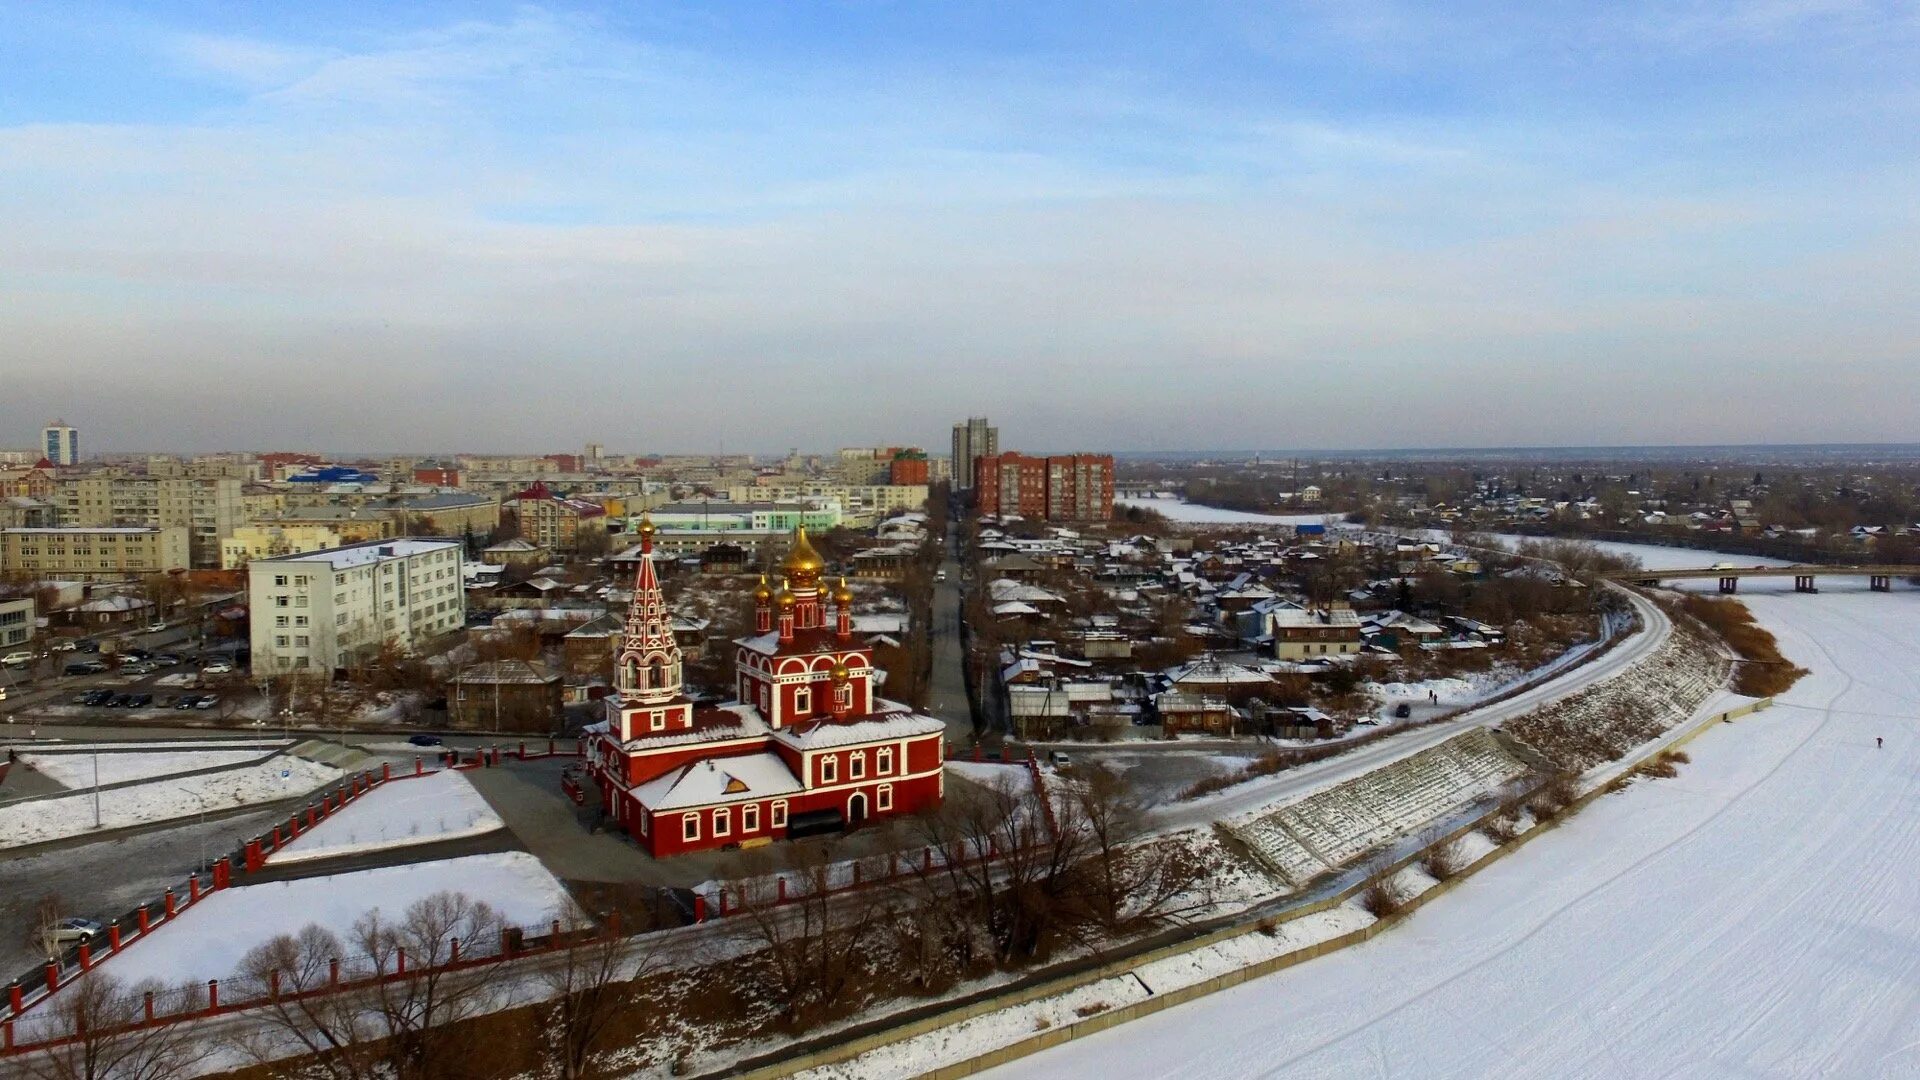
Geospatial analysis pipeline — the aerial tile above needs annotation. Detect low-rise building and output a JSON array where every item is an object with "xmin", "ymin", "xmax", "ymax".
[
  {"xmin": 1269, "ymin": 606, "xmax": 1363, "ymax": 660},
  {"xmin": 248, "ymin": 538, "xmax": 465, "ymax": 678},
  {"xmin": 449, "ymin": 660, "xmax": 564, "ymax": 732},
  {"xmin": 0, "ymin": 596, "xmax": 33, "ymax": 652},
  {"xmin": 0, "ymin": 527, "xmax": 191, "ymax": 580}
]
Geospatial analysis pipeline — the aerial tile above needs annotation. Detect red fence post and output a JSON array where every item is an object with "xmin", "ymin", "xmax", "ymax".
[
  {"xmin": 329, "ymin": 958, "xmax": 340, "ymax": 986},
  {"xmin": 3, "ymin": 1019, "xmax": 11, "ymax": 1052},
  {"xmin": 143, "ymin": 991, "xmax": 154, "ymax": 1023},
  {"xmin": 288, "ymin": 814, "xmax": 300, "ymax": 839},
  {"xmin": 271, "ymin": 825, "xmax": 282, "ymax": 851},
  {"xmin": 500, "ymin": 927, "xmax": 514, "ymax": 958},
  {"xmin": 269, "ymin": 970, "xmax": 280, "ymax": 998},
  {"xmin": 693, "ymin": 894, "xmax": 707, "ymax": 923},
  {"xmin": 550, "ymin": 919, "xmax": 562, "ymax": 946},
  {"xmin": 548, "ymin": 738, "xmax": 556, "ymax": 755},
  {"xmin": 207, "ymin": 980, "xmax": 218, "ymax": 1010},
  {"xmin": 414, "ymin": 757, "xmax": 423, "ymax": 777},
  {"xmin": 188, "ymin": 876, "xmax": 201, "ymax": 904},
  {"xmin": 107, "ymin": 925, "xmax": 122, "ymax": 951},
  {"xmin": 214, "ymin": 858, "xmax": 231, "ymax": 889},
  {"xmin": 450, "ymin": 938, "xmax": 460, "ymax": 963},
  {"xmin": 777, "ymin": 877, "xmax": 787, "ymax": 903},
  {"xmin": 164, "ymin": 888, "xmax": 177, "ymax": 917},
  {"xmin": 382, "ymin": 762, "xmax": 392, "ymax": 781},
  {"xmin": 305, "ymin": 807, "xmax": 317, "ymax": 830},
  {"xmin": 136, "ymin": 907, "xmax": 150, "ymax": 935},
  {"xmin": 44, "ymin": 965, "xmax": 58, "ymax": 995},
  {"xmin": 245, "ymin": 839, "xmax": 262, "ymax": 872},
  {"xmin": 396, "ymin": 948, "xmax": 406, "ymax": 976},
  {"xmin": 77, "ymin": 943, "xmax": 91, "ymax": 971},
  {"xmin": 519, "ymin": 742, "xmax": 527, "ymax": 760},
  {"xmin": 9, "ymin": 983, "xmax": 23, "ymax": 1014}
]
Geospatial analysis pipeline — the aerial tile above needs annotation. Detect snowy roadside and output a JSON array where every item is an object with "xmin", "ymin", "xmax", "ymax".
[
  {"xmin": 265, "ymin": 768, "xmax": 503, "ymax": 865},
  {"xmin": 18, "ymin": 749, "xmax": 278, "ymax": 789},
  {"xmin": 0, "ymin": 757, "xmax": 340, "ymax": 849}
]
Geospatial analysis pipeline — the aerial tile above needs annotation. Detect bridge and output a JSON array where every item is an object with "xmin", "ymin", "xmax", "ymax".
[{"xmin": 1604, "ymin": 564, "xmax": 1920, "ymax": 594}]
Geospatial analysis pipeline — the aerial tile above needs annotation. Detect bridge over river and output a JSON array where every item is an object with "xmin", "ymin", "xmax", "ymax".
[{"xmin": 1605, "ymin": 563, "xmax": 1920, "ymax": 594}]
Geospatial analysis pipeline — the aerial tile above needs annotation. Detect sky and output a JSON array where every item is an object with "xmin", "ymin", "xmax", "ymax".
[{"xmin": 2, "ymin": 1, "xmax": 1917, "ymax": 456}]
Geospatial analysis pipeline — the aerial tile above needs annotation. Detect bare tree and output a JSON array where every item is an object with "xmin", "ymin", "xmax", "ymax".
[
  {"xmin": 29, "ymin": 892, "xmax": 68, "ymax": 965},
  {"xmin": 16, "ymin": 973, "xmax": 205, "ymax": 1080},
  {"xmin": 536, "ymin": 903, "xmax": 657, "ymax": 1080},
  {"xmin": 237, "ymin": 924, "xmax": 389, "ymax": 1080},
  {"xmin": 355, "ymin": 891, "xmax": 505, "ymax": 1080},
  {"xmin": 729, "ymin": 845, "xmax": 887, "ymax": 1030}
]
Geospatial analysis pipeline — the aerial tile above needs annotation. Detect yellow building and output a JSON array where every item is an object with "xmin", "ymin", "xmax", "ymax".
[
  {"xmin": 1, "ymin": 527, "xmax": 191, "ymax": 580},
  {"xmin": 221, "ymin": 524, "xmax": 347, "ymax": 569}
]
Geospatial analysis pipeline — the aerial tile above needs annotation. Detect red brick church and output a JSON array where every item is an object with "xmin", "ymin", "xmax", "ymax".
[{"xmin": 583, "ymin": 521, "xmax": 946, "ymax": 856}]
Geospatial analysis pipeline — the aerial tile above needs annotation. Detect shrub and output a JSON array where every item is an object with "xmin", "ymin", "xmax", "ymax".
[
  {"xmin": 1674, "ymin": 595, "xmax": 1808, "ymax": 696},
  {"xmin": 1481, "ymin": 806, "xmax": 1522, "ymax": 844},
  {"xmin": 1528, "ymin": 773, "xmax": 1580, "ymax": 818},
  {"xmin": 1421, "ymin": 841, "xmax": 1466, "ymax": 881},
  {"xmin": 1360, "ymin": 878, "xmax": 1409, "ymax": 918}
]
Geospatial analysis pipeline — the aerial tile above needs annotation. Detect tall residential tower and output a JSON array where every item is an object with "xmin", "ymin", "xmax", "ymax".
[{"xmin": 949, "ymin": 416, "xmax": 997, "ymax": 489}]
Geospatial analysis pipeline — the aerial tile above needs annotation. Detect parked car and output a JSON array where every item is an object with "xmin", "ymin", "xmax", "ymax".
[
  {"xmin": 202, "ymin": 660, "xmax": 234, "ymax": 675},
  {"xmin": 80, "ymin": 689, "xmax": 115, "ymax": 707},
  {"xmin": 1393, "ymin": 702, "xmax": 1413, "ymax": 719},
  {"xmin": 120, "ymin": 647, "xmax": 151, "ymax": 661},
  {"xmin": 193, "ymin": 695, "xmax": 219, "ymax": 710},
  {"xmin": 145, "ymin": 621, "xmax": 168, "ymax": 634},
  {"xmin": 106, "ymin": 693, "xmax": 136, "ymax": 708},
  {"xmin": 173, "ymin": 694, "xmax": 204, "ymax": 710},
  {"xmin": 1, "ymin": 651, "xmax": 34, "ymax": 667},
  {"xmin": 50, "ymin": 640, "xmax": 78, "ymax": 652},
  {"xmin": 120, "ymin": 661, "xmax": 158, "ymax": 676},
  {"xmin": 408, "ymin": 734, "xmax": 444, "ymax": 747},
  {"xmin": 153, "ymin": 654, "xmax": 182, "ymax": 667},
  {"xmin": 65, "ymin": 661, "xmax": 108, "ymax": 676},
  {"xmin": 127, "ymin": 693, "xmax": 154, "ymax": 708},
  {"xmin": 53, "ymin": 918, "xmax": 103, "ymax": 944},
  {"xmin": 1048, "ymin": 750, "xmax": 1072, "ymax": 769}
]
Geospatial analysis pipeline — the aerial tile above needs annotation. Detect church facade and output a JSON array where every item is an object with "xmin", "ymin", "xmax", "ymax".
[{"xmin": 583, "ymin": 522, "xmax": 946, "ymax": 857}]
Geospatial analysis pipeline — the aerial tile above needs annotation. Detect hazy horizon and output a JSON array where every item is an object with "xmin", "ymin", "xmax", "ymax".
[{"xmin": 5, "ymin": 2, "xmax": 1917, "ymax": 452}]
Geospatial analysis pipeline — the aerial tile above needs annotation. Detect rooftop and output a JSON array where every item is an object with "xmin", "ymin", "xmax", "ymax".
[{"xmin": 255, "ymin": 538, "xmax": 460, "ymax": 569}]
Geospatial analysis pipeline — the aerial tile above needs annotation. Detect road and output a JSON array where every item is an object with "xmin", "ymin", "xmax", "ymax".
[
  {"xmin": 925, "ymin": 519, "xmax": 974, "ymax": 743},
  {"xmin": 1146, "ymin": 583, "xmax": 1671, "ymax": 832}
]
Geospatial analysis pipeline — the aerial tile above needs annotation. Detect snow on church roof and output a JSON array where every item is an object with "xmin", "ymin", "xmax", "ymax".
[
  {"xmin": 634, "ymin": 752, "xmax": 803, "ymax": 810},
  {"xmin": 769, "ymin": 706, "xmax": 945, "ymax": 751}
]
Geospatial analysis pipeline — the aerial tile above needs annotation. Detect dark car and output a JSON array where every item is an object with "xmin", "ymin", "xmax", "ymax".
[
  {"xmin": 408, "ymin": 734, "xmax": 444, "ymax": 747},
  {"xmin": 80, "ymin": 689, "xmax": 115, "ymax": 707},
  {"xmin": 120, "ymin": 648, "xmax": 151, "ymax": 661},
  {"xmin": 65, "ymin": 661, "xmax": 108, "ymax": 676},
  {"xmin": 107, "ymin": 693, "xmax": 136, "ymax": 708},
  {"xmin": 1393, "ymin": 702, "xmax": 1413, "ymax": 719},
  {"xmin": 128, "ymin": 693, "xmax": 154, "ymax": 708},
  {"xmin": 76, "ymin": 640, "xmax": 99, "ymax": 653},
  {"xmin": 173, "ymin": 694, "xmax": 203, "ymax": 710},
  {"xmin": 152, "ymin": 654, "xmax": 183, "ymax": 667}
]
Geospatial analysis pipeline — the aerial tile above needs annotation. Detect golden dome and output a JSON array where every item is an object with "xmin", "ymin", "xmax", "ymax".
[
  {"xmin": 833, "ymin": 576, "xmax": 854, "ymax": 605},
  {"xmin": 830, "ymin": 662, "xmax": 850, "ymax": 682},
  {"xmin": 636, "ymin": 515, "xmax": 656, "ymax": 539},
  {"xmin": 752, "ymin": 574, "xmax": 772, "ymax": 602},
  {"xmin": 783, "ymin": 526, "xmax": 825, "ymax": 582},
  {"xmin": 776, "ymin": 581, "xmax": 797, "ymax": 609}
]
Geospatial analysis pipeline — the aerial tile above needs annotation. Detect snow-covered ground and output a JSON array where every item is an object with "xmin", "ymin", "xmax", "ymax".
[
  {"xmin": 996, "ymin": 570, "xmax": 1920, "ymax": 1078},
  {"xmin": 1115, "ymin": 497, "xmax": 1335, "ymax": 526},
  {"xmin": 19, "ymin": 749, "xmax": 275, "ymax": 790},
  {"xmin": 0, "ymin": 758, "xmax": 339, "ymax": 848},
  {"xmin": 267, "ymin": 769, "xmax": 503, "ymax": 865},
  {"xmin": 86, "ymin": 852, "xmax": 572, "ymax": 990}
]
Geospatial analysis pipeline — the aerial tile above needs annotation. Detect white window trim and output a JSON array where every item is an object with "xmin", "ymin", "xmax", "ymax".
[
  {"xmin": 821, "ymin": 756, "xmax": 837, "ymax": 784},
  {"xmin": 682, "ymin": 814, "xmax": 700, "ymax": 841},
  {"xmin": 877, "ymin": 783, "xmax": 894, "ymax": 811},
  {"xmin": 713, "ymin": 807, "xmax": 730, "ymax": 837},
  {"xmin": 849, "ymin": 750, "xmax": 866, "ymax": 780},
  {"xmin": 771, "ymin": 800, "xmax": 788, "ymax": 828},
  {"xmin": 742, "ymin": 804, "xmax": 759, "ymax": 832}
]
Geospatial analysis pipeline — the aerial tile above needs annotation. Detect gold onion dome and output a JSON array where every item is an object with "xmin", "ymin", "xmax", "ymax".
[
  {"xmin": 776, "ymin": 581, "xmax": 797, "ymax": 609},
  {"xmin": 830, "ymin": 662, "xmax": 850, "ymax": 682},
  {"xmin": 752, "ymin": 574, "xmax": 773, "ymax": 602},
  {"xmin": 833, "ymin": 576, "xmax": 854, "ymax": 605},
  {"xmin": 783, "ymin": 526, "xmax": 825, "ymax": 583},
  {"xmin": 636, "ymin": 516, "xmax": 656, "ymax": 540}
]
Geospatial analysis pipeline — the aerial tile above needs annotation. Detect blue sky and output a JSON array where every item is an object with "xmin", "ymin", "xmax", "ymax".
[{"xmin": 3, "ymin": 2, "xmax": 1916, "ymax": 454}]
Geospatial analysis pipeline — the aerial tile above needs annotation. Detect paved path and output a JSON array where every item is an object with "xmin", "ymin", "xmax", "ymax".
[{"xmin": 926, "ymin": 520, "xmax": 974, "ymax": 742}]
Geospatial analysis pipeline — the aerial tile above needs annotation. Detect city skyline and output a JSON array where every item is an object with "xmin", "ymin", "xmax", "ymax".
[{"xmin": 5, "ymin": 2, "xmax": 1918, "ymax": 451}]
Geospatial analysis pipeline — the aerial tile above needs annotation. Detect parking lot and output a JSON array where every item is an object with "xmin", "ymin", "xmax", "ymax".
[{"xmin": 2, "ymin": 626, "xmax": 256, "ymax": 731}]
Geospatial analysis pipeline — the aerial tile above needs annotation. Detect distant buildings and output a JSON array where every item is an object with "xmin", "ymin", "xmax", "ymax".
[
  {"xmin": 50, "ymin": 471, "xmax": 243, "ymax": 569},
  {"xmin": 976, "ymin": 452, "xmax": 1114, "ymax": 521},
  {"xmin": 951, "ymin": 416, "xmax": 998, "ymax": 489},
  {"xmin": 503, "ymin": 482, "xmax": 608, "ymax": 554},
  {"xmin": 42, "ymin": 421, "xmax": 79, "ymax": 467},
  {"xmin": 0, "ymin": 526, "xmax": 190, "ymax": 580},
  {"xmin": 248, "ymin": 538, "xmax": 465, "ymax": 678}
]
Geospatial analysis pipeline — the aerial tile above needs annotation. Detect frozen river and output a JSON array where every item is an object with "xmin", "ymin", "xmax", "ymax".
[{"xmin": 996, "ymin": 547, "xmax": 1920, "ymax": 1079}]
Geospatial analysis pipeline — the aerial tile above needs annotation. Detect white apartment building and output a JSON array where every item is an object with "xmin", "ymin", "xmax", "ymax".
[{"xmin": 249, "ymin": 538, "xmax": 465, "ymax": 678}]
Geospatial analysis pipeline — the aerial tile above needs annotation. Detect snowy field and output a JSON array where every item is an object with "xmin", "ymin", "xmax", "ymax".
[
  {"xmin": 0, "ymin": 758, "xmax": 339, "ymax": 848},
  {"xmin": 87, "ymin": 852, "xmax": 572, "ymax": 989},
  {"xmin": 997, "ymin": 568, "xmax": 1920, "ymax": 1078},
  {"xmin": 19, "ymin": 749, "xmax": 275, "ymax": 789},
  {"xmin": 267, "ymin": 769, "xmax": 503, "ymax": 865},
  {"xmin": 1115, "ymin": 497, "xmax": 1336, "ymax": 526}
]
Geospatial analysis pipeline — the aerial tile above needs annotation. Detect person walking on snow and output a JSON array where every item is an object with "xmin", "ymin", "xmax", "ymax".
[{"xmin": 1877, "ymin": 737, "xmax": 1883, "ymax": 748}]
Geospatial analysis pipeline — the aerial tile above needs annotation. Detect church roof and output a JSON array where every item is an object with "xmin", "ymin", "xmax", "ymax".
[
  {"xmin": 768, "ymin": 705, "xmax": 944, "ymax": 750},
  {"xmin": 634, "ymin": 751, "xmax": 803, "ymax": 810},
  {"xmin": 735, "ymin": 627, "xmax": 865, "ymax": 658},
  {"xmin": 612, "ymin": 703, "xmax": 770, "ymax": 750}
]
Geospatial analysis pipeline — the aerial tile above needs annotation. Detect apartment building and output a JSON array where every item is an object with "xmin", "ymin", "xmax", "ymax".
[
  {"xmin": 976, "ymin": 453, "xmax": 1114, "ymax": 522},
  {"xmin": 248, "ymin": 538, "xmax": 465, "ymax": 678},
  {"xmin": 951, "ymin": 416, "xmax": 998, "ymax": 489},
  {"xmin": 0, "ymin": 527, "xmax": 191, "ymax": 580},
  {"xmin": 0, "ymin": 597, "xmax": 33, "ymax": 651},
  {"xmin": 53, "ymin": 472, "xmax": 243, "ymax": 568},
  {"xmin": 722, "ymin": 482, "xmax": 928, "ymax": 526},
  {"xmin": 220, "ymin": 524, "xmax": 347, "ymax": 569}
]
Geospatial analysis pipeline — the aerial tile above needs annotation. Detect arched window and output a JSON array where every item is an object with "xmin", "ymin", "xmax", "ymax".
[
  {"xmin": 648, "ymin": 658, "xmax": 666, "ymax": 689},
  {"xmin": 622, "ymin": 658, "xmax": 640, "ymax": 690}
]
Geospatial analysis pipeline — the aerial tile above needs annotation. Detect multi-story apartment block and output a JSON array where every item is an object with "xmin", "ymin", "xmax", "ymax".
[
  {"xmin": 0, "ymin": 597, "xmax": 33, "ymax": 651},
  {"xmin": 503, "ymin": 482, "xmax": 608, "ymax": 553},
  {"xmin": 248, "ymin": 539, "xmax": 465, "ymax": 678},
  {"xmin": 975, "ymin": 453, "xmax": 1115, "ymax": 521},
  {"xmin": 53, "ymin": 472, "xmax": 243, "ymax": 569},
  {"xmin": 0, "ymin": 527, "xmax": 191, "ymax": 580},
  {"xmin": 950, "ymin": 417, "xmax": 998, "ymax": 489},
  {"xmin": 42, "ymin": 421, "xmax": 79, "ymax": 467},
  {"xmin": 722, "ymin": 483, "xmax": 927, "ymax": 527},
  {"xmin": 220, "ymin": 524, "xmax": 347, "ymax": 569}
]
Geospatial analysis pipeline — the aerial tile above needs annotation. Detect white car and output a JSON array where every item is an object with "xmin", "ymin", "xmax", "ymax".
[
  {"xmin": 2, "ymin": 651, "xmax": 35, "ymax": 668},
  {"xmin": 202, "ymin": 660, "xmax": 234, "ymax": 675},
  {"xmin": 145, "ymin": 622, "xmax": 168, "ymax": 634},
  {"xmin": 50, "ymin": 640, "xmax": 78, "ymax": 653},
  {"xmin": 53, "ymin": 918, "xmax": 103, "ymax": 944}
]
